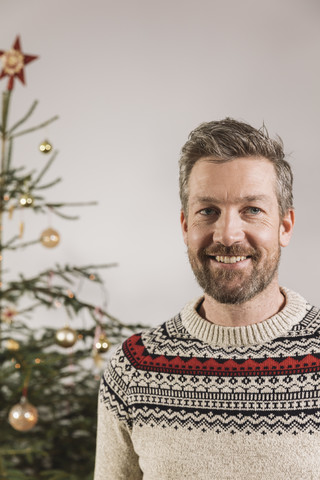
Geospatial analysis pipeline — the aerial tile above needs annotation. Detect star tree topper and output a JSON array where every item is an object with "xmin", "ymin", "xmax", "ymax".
[{"xmin": 0, "ymin": 36, "xmax": 38, "ymax": 90}]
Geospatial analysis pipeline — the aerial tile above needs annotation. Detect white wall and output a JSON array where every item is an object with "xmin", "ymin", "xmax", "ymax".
[{"xmin": 1, "ymin": 0, "xmax": 319, "ymax": 332}]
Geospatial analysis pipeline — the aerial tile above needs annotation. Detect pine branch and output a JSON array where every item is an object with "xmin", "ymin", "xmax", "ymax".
[
  {"xmin": 1, "ymin": 234, "xmax": 20, "ymax": 248},
  {"xmin": 9, "ymin": 115, "xmax": 59, "ymax": 139},
  {"xmin": 33, "ymin": 177, "xmax": 62, "ymax": 190},
  {"xmin": 7, "ymin": 100, "xmax": 39, "ymax": 135},
  {"xmin": 41, "ymin": 207, "xmax": 80, "ymax": 220},
  {"xmin": 46, "ymin": 201, "xmax": 98, "ymax": 208},
  {"xmin": 0, "ymin": 166, "xmax": 25, "ymax": 178},
  {"xmin": 1, "ymin": 234, "xmax": 42, "ymax": 251},
  {"xmin": 73, "ymin": 263, "xmax": 118, "ymax": 276},
  {"xmin": 0, "ymin": 447, "xmax": 34, "ymax": 456},
  {"xmin": 1, "ymin": 263, "xmax": 145, "ymax": 331},
  {"xmin": 30, "ymin": 150, "xmax": 58, "ymax": 187},
  {"xmin": 5, "ymin": 137, "xmax": 13, "ymax": 171},
  {"xmin": 1, "ymin": 90, "xmax": 11, "ymax": 135},
  {"xmin": 6, "ymin": 239, "xmax": 41, "ymax": 250},
  {"xmin": 18, "ymin": 302, "xmax": 43, "ymax": 315}
]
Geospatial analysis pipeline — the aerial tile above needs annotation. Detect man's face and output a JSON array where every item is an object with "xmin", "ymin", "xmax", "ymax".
[{"xmin": 181, "ymin": 157, "xmax": 294, "ymax": 304}]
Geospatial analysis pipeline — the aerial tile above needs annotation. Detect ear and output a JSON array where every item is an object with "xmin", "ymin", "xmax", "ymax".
[
  {"xmin": 279, "ymin": 209, "xmax": 295, "ymax": 247},
  {"xmin": 180, "ymin": 210, "xmax": 188, "ymax": 246}
]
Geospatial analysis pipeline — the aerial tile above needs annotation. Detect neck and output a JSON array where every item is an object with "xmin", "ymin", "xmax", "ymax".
[{"xmin": 199, "ymin": 280, "xmax": 285, "ymax": 327}]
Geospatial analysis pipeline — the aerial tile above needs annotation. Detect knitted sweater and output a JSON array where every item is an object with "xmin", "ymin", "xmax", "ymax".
[{"xmin": 94, "ymin": 289, "xmax": 320, "ymax": 480}]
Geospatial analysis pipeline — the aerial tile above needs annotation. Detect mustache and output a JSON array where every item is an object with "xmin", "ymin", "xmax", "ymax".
[{"xmin": 201, "ymin": 245, "xmax": 260, "ymax": 258}]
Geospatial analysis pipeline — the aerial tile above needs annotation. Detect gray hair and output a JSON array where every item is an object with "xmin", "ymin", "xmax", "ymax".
[{"xmin": 179, "ymin": 117, "xmax": 293, "ymax": 217}]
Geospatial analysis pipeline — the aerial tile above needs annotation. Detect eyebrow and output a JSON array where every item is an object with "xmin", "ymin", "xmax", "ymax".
[{"xmin": 191, "ymin": 194, "xmax": 272, "ymax": 206}]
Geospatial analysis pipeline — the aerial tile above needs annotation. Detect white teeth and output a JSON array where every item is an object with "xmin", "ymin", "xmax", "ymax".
[{"xmin": 214, "ymin": 256, "xmax": 247, "ymax": 264}]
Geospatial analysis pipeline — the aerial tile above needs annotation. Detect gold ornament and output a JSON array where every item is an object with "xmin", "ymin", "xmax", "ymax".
[
  {"xmin": 9, "ymin": 396, "xmax": 38, "ymax": 432},
  {"xmin": 39, "ymin": 140, "xmax": 52, "ymax": 153},
  {"xmin": 55, "ymin": 326, "xmax": 77, "ymax": 348},
  {"xmin": 19, "ymin": 193, "xmax": 34, "ymax": 207},
  {"xmin": 6, "ymin": 339, "xmax": 20, "ymax": 351},
  {"xmin": 19, "ymin": 221, "xmax": 24, "ymax": 238},
  {"xmin": 95, "ymin": 333, "xmax": 110, "ymax": 353},
  {"xmin": 40, "ymin": 228, "xmax": 60, "ymax": 248}
]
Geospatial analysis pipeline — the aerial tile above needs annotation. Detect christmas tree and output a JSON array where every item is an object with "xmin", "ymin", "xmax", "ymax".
[{"xmin": 0, "ymin": 37, "xmax": 143, "ymax": 480}]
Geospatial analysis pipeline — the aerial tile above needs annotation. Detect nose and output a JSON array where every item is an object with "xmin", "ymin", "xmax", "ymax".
[{"xmin": 213, "ymin": 210, "xmax": 245, "ymax": 246}]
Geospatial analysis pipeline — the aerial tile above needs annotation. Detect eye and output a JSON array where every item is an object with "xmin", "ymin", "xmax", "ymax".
[
  {"xmin": 199, "ymin": 208, "xmax": 218, "ymax": 216},
  {"xmin": 246, "ymin": 207, "xmax": 261, "ymax": 215}
]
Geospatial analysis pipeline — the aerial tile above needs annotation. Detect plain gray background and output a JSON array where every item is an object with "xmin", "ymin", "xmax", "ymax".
[{"xmin": 1, "ymin": 0, "xmax": 319, "ymax": 332}]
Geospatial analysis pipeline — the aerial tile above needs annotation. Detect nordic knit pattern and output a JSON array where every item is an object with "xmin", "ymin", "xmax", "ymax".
[{"xmin": 94, "ymin": 289, "xmax": 320, "ymax": 480}]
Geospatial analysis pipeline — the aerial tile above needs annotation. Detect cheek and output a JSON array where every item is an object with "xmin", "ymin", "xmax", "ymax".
[
  {"xmin": 247, "ymin": 225, "xmax": 280, "ymax": 250},
  {"xmin": 186, "ymin": 224, "xmax": 213, "ymax": 248}
]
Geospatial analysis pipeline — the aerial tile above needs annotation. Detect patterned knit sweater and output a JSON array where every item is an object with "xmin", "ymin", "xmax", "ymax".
[{"xmin": 94, "ymin": 289, "xmax": 320, "ymax": 480}]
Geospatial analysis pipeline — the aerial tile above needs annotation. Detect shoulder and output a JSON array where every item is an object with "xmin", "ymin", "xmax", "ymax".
[{"xmin": 103, "ymin": 311, "xmax": 192, "ymax": 374}]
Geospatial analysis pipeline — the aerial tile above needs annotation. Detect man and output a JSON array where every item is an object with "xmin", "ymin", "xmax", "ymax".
[{"xmin": 94, "ymin": 118, "xmax": 320, "ymax": 479}]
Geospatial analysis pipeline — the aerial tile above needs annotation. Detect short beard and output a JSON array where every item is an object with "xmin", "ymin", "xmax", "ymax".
[{"xmin": 188, "ymin": 244, "xmax": 281, "ymax": 305}]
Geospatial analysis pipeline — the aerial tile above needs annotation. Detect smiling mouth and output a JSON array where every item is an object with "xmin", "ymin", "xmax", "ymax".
[{"xmin": 212, "ymin": 255, "xmax": 249, "ymax": 264}]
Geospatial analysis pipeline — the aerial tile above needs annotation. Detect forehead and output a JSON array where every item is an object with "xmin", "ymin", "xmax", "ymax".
[{"xmin": 188, "ymin": 156, "xmax": 277, "ymax": 205}]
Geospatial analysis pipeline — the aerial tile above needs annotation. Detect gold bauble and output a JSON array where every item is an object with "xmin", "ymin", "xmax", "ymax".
[
  {"xmin": 19, "ymin": 193, "xmax": 34, "ymax": 207},
  {"xmin": 95, "ymin": 334, "xmax": 110, "ymax": 353},
  {"xmin": 40, "ymin": 228, "xmax": 60, "ymax": 248},
  {"xmin": 39, "ymin": 140, "xmax": 52, "ymax": 154},
  {"xmin": 55, "ymin": 326, "xmax": 77, "ymax": 348},
  {"xmin": 6, "ymin": 339, "xmax": 20, "ymax": 351},
  {"xmin": 9, "ymin": 396, "xmax": 38, "ymax": 432}
]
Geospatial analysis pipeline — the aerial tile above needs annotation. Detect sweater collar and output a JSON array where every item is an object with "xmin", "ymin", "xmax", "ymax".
[{"xmin": 181, "ymin": 288, "xmax": 308, "ymax": 347}]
